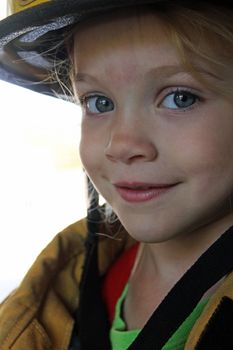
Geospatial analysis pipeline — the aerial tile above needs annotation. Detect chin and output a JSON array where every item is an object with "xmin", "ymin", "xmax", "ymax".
[{"xmin": 120, "ymin": 221, "xmax": 176, "ymax": 243}]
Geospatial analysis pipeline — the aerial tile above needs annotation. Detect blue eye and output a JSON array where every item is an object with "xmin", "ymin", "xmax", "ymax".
[
  {"xmin": 83, "ymin": 95, "xmax": 114, "ymax": 114},
  {"xmin": 161, "ymin": 90, "xmax": 199, "ymax": 110}
]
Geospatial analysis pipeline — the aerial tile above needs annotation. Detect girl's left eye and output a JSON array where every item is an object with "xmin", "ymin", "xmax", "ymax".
[
  {"xmin": 160, "ymin": 90, "xmax": 200, "ymax": 110},
  {"xmin": 82, "ymin": 95, "xmax": 114, "ymax": 114}
]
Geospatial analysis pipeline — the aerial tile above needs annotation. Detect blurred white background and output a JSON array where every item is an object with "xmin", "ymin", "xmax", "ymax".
[
  {"xmin": 0, "ymin": 80, "xmax": 87, "ymax": 301},
  {"xmin": 0, "ymin": 1, "xmax": 6, "ymax": 19}
]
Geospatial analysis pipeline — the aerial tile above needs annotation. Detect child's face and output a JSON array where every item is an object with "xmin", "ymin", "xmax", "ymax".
[{"xmin": 74, "ymin": 13, "xmax": 233, "ymax": 243}]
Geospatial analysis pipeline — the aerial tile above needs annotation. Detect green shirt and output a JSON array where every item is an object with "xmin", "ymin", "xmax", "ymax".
[{"xmin": 110, "ymin": 284, "xmax": 208, "ymax": 350}]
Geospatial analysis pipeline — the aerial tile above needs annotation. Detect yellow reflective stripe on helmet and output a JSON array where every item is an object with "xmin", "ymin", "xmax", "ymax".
[{"xmin": 8, "ymin": 0, "xmax": 51, "ymax": 14}]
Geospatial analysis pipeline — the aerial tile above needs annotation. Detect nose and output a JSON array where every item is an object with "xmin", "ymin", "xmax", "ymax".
[{"xmin": 105, "ymin": 118, "xmax": 158, "ymax": 164}]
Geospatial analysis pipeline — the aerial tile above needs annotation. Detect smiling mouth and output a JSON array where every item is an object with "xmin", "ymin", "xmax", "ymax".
[{"xmin": 114, "ymin": 182, "xmax": 178, "ymax": 203}]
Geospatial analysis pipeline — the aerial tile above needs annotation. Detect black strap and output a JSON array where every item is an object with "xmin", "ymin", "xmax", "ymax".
[
  {"xmin": 129, "ymin": 225, "xmax": 233, "ymax": 349},
  {"xmin": 76, "ymin": 179, "xmax": 111, "ymax": 350}
]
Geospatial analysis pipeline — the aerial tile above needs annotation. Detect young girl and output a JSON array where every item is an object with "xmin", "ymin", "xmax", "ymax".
[{"xmin": 0, "ymin": 1, "xmax": 233, "ymax": 349}]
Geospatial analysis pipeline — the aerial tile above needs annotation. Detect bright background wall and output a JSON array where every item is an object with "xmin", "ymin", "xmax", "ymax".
[
  {"xmin": 0, "ymin": 81, "xmax": 87, "ymax": 301},
  {"xmin": 0, "ymin": 1, "xmax": 6, "ymax": 19}
]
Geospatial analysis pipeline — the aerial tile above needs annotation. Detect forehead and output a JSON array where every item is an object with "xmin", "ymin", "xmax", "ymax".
[
  {"xmin": 74, "ymin": 10, "xmax": 167, "ymax": 42},
  {"xmin": 72, "ymin": 11, "xmax": 178, "ymax": 73}
]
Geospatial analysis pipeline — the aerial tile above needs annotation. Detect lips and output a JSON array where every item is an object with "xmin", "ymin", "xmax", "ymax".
[{"xmin": 114, "ymin": 182, "xmax": 177, "ymax": 203}]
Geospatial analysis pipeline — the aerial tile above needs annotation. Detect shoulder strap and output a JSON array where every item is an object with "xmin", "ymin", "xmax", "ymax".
[
  {"xmin": 129, "ymin": 225, "xmax": 233, "ymax": 349},
  {"xmin": 71, "ymin": 183, "xmax": 111, "ymax": 350}
]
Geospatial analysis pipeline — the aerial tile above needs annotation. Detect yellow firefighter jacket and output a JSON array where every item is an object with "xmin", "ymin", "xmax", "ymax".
[{"xmin": 0, "ymin": 218, "xmax": 233, "ymax": 349}]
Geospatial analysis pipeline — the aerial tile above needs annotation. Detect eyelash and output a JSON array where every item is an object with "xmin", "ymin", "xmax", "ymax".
[
  {"xmin": 79, "ymin": 87, "xmax": 202, "ymax": 115},
  {"xmin": 79, "ymin": 94, "xmax": 114, "ymax": 116},
  {"xmin": 158, "ymin": 87, "xmax": 202, "ymax": 112}
]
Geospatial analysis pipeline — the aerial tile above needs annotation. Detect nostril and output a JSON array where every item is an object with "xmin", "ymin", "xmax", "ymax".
[{"xmin": 105, "ymin": 152, "xmax": 118, "ymax": 163}]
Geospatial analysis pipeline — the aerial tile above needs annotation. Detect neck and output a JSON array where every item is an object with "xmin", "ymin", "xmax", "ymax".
[{"xmin": 141, "ymin": 214, "xmax": 233, "ymax": 283}]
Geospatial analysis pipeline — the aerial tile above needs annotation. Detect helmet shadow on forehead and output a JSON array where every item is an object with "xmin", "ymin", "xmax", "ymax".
[{"xmin": 72, "ymin": 7, "xmax": 170, "ymax": 69}]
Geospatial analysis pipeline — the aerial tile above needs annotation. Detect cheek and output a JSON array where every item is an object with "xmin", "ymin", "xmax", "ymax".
[
  {"xmin": 179, "ymin": 125, "xmax": 233, "ymax": 197},
  {"xmin": 79, "ymin": 128, "xmax": 103, "ymax": 176},
  {"xmin": 79, "ymin": 135, "xmax": 93, "ymax": 172},
  {"xmin": 168, "ymin": 119, "xmax": 233, "ymax": 183},
  {"xmin": 192, "ymin": 110, "xmax": 231, "ymax": 158}
]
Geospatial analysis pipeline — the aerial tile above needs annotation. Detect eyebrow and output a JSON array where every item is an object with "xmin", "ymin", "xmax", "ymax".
[
  {"xmin": 74, "ymin": 64, "xmax": 220, "ymax": 84},
  {"xmin": 75, "ymin": 72, "xmax": 98, "ymax": 83},
  {"xmin": 147, "ymin": 64, "xmax": 220, "ymax": 81}
]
